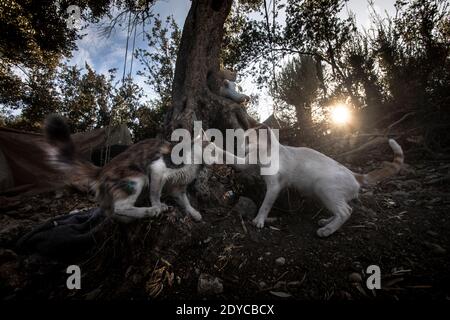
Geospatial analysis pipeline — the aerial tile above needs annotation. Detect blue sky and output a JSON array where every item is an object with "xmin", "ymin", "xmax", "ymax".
[
  {"xmin": 67, "ymin": 0, "xmax": 191, "ymax": 94},
  {"xmin": 68, "ymin": 0, "xmax": 396, "ymax": 121}
]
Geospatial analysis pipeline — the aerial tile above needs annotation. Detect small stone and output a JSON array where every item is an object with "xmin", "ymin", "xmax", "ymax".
[
  {"xmin": 203, "ymin": 237, "xmax": 212, "ymax": 244},
  {"xmin": 259, "ymin": 281, "xmax": 267, "ymax": 289},
  {"xmin": 197, "ymin": 273, "xmax": 223, "ymax": 295},
  {"xmin": 54, "ymin": 191, "xmax": 64, "ymax": 199},
  {"xmin": 385, "ymin": 200, "xmax": 396, "ymax": 207},
  {"xmin": 349, "ymin": 272, "xmax": 363, "ymax": 283},
  {"xmin": 275, "ymin": 257, "xmax": 286, "ymax": 266}
]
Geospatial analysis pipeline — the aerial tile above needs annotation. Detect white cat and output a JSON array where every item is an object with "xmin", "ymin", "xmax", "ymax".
[
  {"xmin": 213, "ymin": 124, "xmax": 404, "ymax": 237},
  {"xmin": 220, "ymin": 79, "xmax": 250, "ymax": 103}
]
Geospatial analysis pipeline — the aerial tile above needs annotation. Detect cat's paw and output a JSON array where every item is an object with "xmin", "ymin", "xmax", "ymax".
[
  {"xmin": 316, "ymin": 226, "xmax": 334, "ymax": 238},
  {"xmin": 153, "ymin": 203, "xmax": 169, "ymax": 216},
  {"xmin": 189, "ymin": 209, "xmax": 202, "ymax": 222},
  {"xmin": 252, "ymin": 217, "xmax": 265, "ymax": 228},
  {"xmin": 318, "ymin": 217, "xmax": 333, "ymax": 227}
]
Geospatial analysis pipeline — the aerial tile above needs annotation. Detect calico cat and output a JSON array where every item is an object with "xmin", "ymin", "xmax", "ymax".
[{"xmin": 44, "ymin": 115, "xmax": 205, "ymax": 222}]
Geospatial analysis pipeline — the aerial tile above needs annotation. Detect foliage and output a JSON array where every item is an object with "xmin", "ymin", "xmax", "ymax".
[
  {"xmin": 271, "ymin": 55, "xmax": 320, "ymax": 142},
  {"xmin": 0, "ymin": 1, "xmax": 177, "ymax": 141},
  {"xmin": 135, "ymin": 15, "xmax": 180, "ymax": 112},
  {"xmin": 56, "ymin": 64, "xmax": 113, "ymax": 132},
  {"xmin": 221, "ymin": 0, "xmax": 263, "ymax": 69},
  {"xmin": 0, "ymin": 0, "xmax": 155, "ymax": 64},
  {"xmin": 0, "ymin": 0, "xmax": 158, "ymax": 136},
  {"xmin": 133, "ymin": 15, "xmax": 182, "ymax": 140},
  {"xmin": 225, "ymin": 0, "xmax": 449, "ymax": 151},
  {"xmin": 1, "ymin": 0, "xmax": 449, "ymax": 153}
]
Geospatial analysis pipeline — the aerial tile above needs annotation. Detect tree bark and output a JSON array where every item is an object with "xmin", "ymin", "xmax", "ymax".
[{"xmin": 164, "ymin": 0, "xmax": 256, "ymax": 137}]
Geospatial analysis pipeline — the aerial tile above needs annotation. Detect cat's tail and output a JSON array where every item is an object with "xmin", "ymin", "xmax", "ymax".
[
  {"xmin": 44, "ymin": 114, "xmax": 100, "ymax": 192},
  {"xmin": 354, "ymin": 139, "xmax": 404, "ymax": 186}
]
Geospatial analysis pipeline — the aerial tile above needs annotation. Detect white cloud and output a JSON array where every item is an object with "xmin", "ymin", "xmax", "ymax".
[{"xmin": 68, "ymin": 45, "xmax": 93, "ymax": 68}]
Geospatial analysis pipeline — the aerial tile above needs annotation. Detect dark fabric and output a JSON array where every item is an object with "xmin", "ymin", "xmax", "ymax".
[{"xmin": 16, "ymin": 208, "xmax": 106, "ymax": 257}]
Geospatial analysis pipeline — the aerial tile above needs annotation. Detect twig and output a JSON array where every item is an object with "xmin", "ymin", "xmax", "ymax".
[
  {"xmin": 385, "ymin": 112, "xmax": 416, "ymax": 134},
  {"xmin": 239, "ymin": 213, "xmax": 248, "ymax": 234},
  {"xmin": 274, "ymin": 270, "xmax": 289, "ymax": 283},
  {"xmin": 312, "ymin": 207, "xmax": 323, "ymax": 219}
]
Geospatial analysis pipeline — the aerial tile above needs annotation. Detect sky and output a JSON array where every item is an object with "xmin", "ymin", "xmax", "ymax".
[{"xmin": 68, "ymin": 0, "xmax": 396, "ymax": 122}]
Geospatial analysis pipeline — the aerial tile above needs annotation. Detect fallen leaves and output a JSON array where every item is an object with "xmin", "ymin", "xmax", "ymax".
[{"xmin": 146, "ymin": 259, "xmax": 175, "ymax": 298}]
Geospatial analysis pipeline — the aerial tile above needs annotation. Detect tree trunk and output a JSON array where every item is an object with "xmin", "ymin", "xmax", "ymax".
[{"xmin": 164, "ymin": 0, "xmax": 256, "ymax": 136}]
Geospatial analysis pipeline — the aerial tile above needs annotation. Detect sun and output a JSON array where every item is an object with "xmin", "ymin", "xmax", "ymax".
[{"xmin": 330, "ymin": 104, "xmax": 351, "ymax": 125}]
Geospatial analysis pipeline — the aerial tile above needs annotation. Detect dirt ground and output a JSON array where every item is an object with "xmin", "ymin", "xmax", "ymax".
[{"xmin": 1, "ymin": 151, "xmax": 449, "ymax": 301}]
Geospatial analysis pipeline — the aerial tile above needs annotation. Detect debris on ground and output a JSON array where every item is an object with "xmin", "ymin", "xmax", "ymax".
[{"xmin": 1, "ymin": 147, "xmax": 449, "ymax": 300}]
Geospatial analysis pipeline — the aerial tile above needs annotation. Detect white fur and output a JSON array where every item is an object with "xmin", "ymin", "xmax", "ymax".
[
  {"xmin": 114, "ymin": 148, "xmax": 203, "ymax": 222},
  {"xmin": 220, "ymin": 80, "xmax": 250, "ymax": 103},
  {"xmin": 148, "ymin": 153, "xmax": 202, "ymax": 221},
  {"xmin": 214, "ymin": 130, "xmax": 363, "ymax": 237},
  {"xmin": 46, "ymin": 145, "xmax": 71, "ymax": 171},
  {"xmin": 388, "ymin": 139, "xmax": 402, "ymax": 154},
  {"xmin": 114, "ymin": 176, "xmax": 160, "ymax": 219},
  {"xmin": 256, "ymin": 144, "xmax": 360, "ymax": 236},
  {"xmin": 151, "ymin": 158, "xmax": 200, "ymax": 187}
]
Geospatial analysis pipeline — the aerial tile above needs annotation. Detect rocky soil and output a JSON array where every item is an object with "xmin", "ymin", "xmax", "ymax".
[{"xmin": 1, "ymin": 150, "xmax": 449, "ymax": 301}]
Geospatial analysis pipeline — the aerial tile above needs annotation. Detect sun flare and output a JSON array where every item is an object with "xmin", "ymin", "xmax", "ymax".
[{"xmin": 330, "ymin": 104, "xmax": 351, "ymax": 125}]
